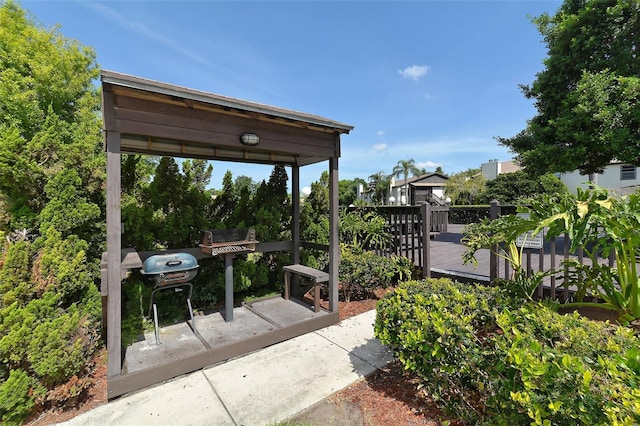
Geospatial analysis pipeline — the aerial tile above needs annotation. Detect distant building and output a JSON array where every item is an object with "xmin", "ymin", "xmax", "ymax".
[
  {"xmin": 480, "ymin": 159, "xmax": 521, "ymax": 180},
  {"xmin": 556, "ymin": 162, "xmax": 640, "ymax": 195},
  {"xmin": 390, "ymin": 172, "xmax": 449, "ymax": 206}
]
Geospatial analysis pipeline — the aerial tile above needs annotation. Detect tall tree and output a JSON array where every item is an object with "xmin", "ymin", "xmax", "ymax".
[
  {"xmin": 209, "ymin": 170, "xmax": 237, "ymax": 227},
  {"xmin": 233, "ymin": 175, "xmax": 257, "ymax": 196},
  {"xmin": 477, "ymin": 171, "xmax": 568, "ymax": 204},
  {"xmin": 392, "ymin": 159, "xmax": 420, "ymax": 205},
  {"xmin": 0, "ymin": 2, "xmax": 103, "ymax": 420},
  {"xmin": 444, "ymin": 169, "xmax": 485, "ymax": 205},
  {"xmin": 251, "ymin": 165, "xmax": 290, "ymax": 242},
  {"xmin": 367, "ymin": 171, "xmax": 391, "ymax": 205},
  {"xmin": 300, "ymin": 172, "xmax": 330, "ymax": 268},
  {"xmin": 338, "ymin": 178, "xmax": 365, "ymax": 206},
  {"xmin": 499, "ymin": 0, "xmax": 640, "ymax": 181}
]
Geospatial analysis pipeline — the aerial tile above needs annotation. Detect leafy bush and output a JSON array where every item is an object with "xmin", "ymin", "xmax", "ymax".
[
  {"xmin": 339, "ymin": 245, "xmax": 414, "ymax": 301},
  {"xmin": 530, "ymin": 187, "xmax": 640, "ymax": 323},
  {"xmin": 375, "ymin": 278, "xmax": 640, "ymax": 424},
  {"xmin": 339, "ymin": 208, "xmax": 392, "ymax": 250},
  {"xmin": 0, "ymin": 240, "xmax": 32, "ymax": 306},
  {"xmin": 0, "ymin": 369, "xmax": 45, "ymax": 425},
  {"xmin": 28, "ymin": 306, "xmax": 97, "ymax": 386}
]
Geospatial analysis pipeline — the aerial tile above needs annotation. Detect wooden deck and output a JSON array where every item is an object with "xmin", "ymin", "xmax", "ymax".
[
  {"xmin": 428, "ymin": 224, "xmax": 492, "ymax": 282},
  {"xmin": 426, "ymin": 224, "xmax": 590, "ymax": 300}
]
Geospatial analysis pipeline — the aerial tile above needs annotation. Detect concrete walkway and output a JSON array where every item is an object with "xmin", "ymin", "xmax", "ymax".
[{"xmin": 57, "ymin": 310, "xmax": 393, "ymax": 426}]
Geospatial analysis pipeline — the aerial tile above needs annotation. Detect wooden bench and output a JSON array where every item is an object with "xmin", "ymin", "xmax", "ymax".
[{"xmin": 283, "ymin": 264, "xmax": 329, "ymax": 312}]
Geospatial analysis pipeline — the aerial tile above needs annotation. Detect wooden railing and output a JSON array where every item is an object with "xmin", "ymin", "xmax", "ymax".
[
  {"xmin": 353, "ymin": 204, "xmax": 449, "ymax": 276},
  {"xmin": 486, "ymin": 200, "xmax": 615, "ymax": 302}
]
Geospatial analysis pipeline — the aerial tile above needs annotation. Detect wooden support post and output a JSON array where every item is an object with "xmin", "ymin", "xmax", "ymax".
[
  {"xmin": 105, "ymin": 130, "xmax": 122, "ymax": 378},
  {"xmin": 421, "ymin": 202, "xmax": 431, "ymax": 278},
  {"xmin": 292, "ymin": 165, "xmax": 300, "ymax": 265},
  {"xmin": 329, "ymin": 155, "xmax": 339, "ymax": 312}
]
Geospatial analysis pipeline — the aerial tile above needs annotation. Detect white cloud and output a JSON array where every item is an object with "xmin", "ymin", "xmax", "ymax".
[
  {"xmin": 373, "ymin": 143, "xmax": 387, "ymax": 151},
  {"xmin": 417, "ymin": 160, "xmax": 440, "ymax": 170},
  {"xmin": 376, "ymin": 130, "xmax": 385, "ymax": 137},
  {"xmin": 398, "ymin": 65, "xmax": 430, "ymax": 81}
]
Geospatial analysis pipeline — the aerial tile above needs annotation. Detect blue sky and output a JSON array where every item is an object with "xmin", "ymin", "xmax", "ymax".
[{"xmin": 23, "ymin": 0, "xmax": 562, "ymax": 191}]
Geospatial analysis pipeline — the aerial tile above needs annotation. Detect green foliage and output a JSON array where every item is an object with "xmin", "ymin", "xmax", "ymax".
[
  {"xmin": 300, "ymin": 172, "xmax": 330, "ymax": 268},
  {"xmin": 28, "ymin": 304, "xmax": 98, "ymax": 386},
  {"xmin": 0, "ymin": 3, "xmax": 104, "ymax": 421},
  {"xmin": 529, "ymin": 187, "xmax": 640, "ymax": 323},
  {"xmin": 120, "ymin": 278, "xmax": 150, "ymax": 347},
  {"xmin": 477, "ymin": 171, "xmax": 567, "ymax": 204},
  {"xmin": 251, "ymin": 165, "xmax": 290, "ymax": 242},
  {"xmin": 366, "ymin": 171, "xmax": 391, "ymax": 205},
  {"xmin": 38, "ymin": 168, "xmax": 102, "ymax": 239},
  {"xmin": 462, "ymin": 187, "xmax": 640, "ymax": 322},
  {"xmin": 462, "ymin": 216, "xmax": 553, "ymax": 300},
  {"xmin": 375, "ymin": 279, "xmax": 640, "ymax": 424},
  {"xmin": 0, "ymin": 241, "xmax": 32, "ymax": 306},
  {"xmin": 0, "ymin": 289, "xmax": 99, "ymax": 423},
  {"xmin": 338, "ymin": 178, "xmax": 365, "ymax": 206},
  {"xmin": 443, "ymin": 168, "xmax": 484, "ymax": 205},
  {"xmin": 339, "ymin": 208, "xmax": 392, "ymax": 251},
  {"xmin": 235, "ymin": 258, "xmax": 269, "ymax": 294},
  {"xmin": 499, "ymin": 0, "xmax": 640, "ymax": 176},
  {"xmin": 35, "ymin": 227, "xmax": 97, "ymax": 306},
  {"xmin": 209, "ymin": 170, "xmax": 237, "ymax": 228},
  {"xmin": 339, "ymin": 245, "xmax": 414, "ymax": 301},
  {"xmin": 0, "ymin": 369, "xmax": 45, "ymax": 425},
  {"xmin": 0, "ymin": 3, "xmax": 104, "ymax": 232}
]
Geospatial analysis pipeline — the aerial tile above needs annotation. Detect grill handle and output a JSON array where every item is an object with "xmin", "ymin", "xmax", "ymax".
[{"xmin": 165, "ymin": 260, "xmax": 183, "ymax": 267}]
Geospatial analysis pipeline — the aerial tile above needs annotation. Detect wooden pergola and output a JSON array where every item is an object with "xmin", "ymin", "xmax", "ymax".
[{"xmin": 101, "ymin": 71, "xmax": 353, "ymax": 398}]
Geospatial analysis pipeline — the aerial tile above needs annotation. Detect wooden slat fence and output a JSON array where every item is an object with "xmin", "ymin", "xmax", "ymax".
[
  {"xmin": 354, "ymin": 204, "xmax": 449, "ymax": 277},
  {"xmin": 360, "ymin": 202, "xmax": 618, "ymax": 303},
  {"xmin": 486, "ymin": 200, "xmax": 615, "ymax": 302}
]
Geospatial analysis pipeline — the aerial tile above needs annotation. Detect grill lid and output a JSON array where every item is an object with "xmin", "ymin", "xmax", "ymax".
[{"xmin": 140, "ymin": 252, "xmax": 199, "ymax": 276}]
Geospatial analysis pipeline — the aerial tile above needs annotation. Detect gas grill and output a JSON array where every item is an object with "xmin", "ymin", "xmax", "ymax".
[{"xmin": 140, "ymin": 252, "xmax": 199, "ymax": 344}]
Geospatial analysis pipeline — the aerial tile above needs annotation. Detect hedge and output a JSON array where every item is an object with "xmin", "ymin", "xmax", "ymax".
[{"xmin": 374, "ymin": 278, "xmax": 640, "ymax": 425}]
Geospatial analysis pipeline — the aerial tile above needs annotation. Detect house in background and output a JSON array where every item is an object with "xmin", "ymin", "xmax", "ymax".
[
  {"xmin": 390, "ymin": 172, "xmax": 449, "ymax": 205},
  {"xmin": 556, "ymin": 162, "xmax": 640, "ymax": 195},
  {"xmin": 480, "ymin": 158, "xmax": 639, "ymax": 195},
  {"xmin": 480, "ymin": 159, "xmax": 521, "ymax": 180}
]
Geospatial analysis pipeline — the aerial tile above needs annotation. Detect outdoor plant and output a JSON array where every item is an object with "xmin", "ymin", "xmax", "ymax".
[
  {"xmin": 339, "ymin": 244, "xmax": 414, "ymax": 301},
  {"xmin": 462, "ymin": 215, "xmax": 551, "ymax": 300},
  {"xmin": 528, "ymin": 187, "xmax": 640, "ymax": 324},
  {"xmin": 375, "ymin": 278, "xmax": 640, "ymax": 424},
  {"xmin": 462, "ymin": 187, "xmax": 640, "ymax": 324},
  {"xmin": 339, "ymin": 208, "xmax": 392, "ymax": 251}
]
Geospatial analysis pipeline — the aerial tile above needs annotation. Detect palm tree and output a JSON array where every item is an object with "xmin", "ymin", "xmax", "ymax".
[
  {"xmin": 367, "ymin": 171, "xmax": 391, "ymax": 205},
  {"xmin": 392, "ymin": 159, "xmax": 421, "ymax": 205}
]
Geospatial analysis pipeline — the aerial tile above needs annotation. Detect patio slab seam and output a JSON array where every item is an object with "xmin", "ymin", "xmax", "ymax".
[{"xmin": 200, "ymin": 370, "xmax": 239, "ymax": 426}]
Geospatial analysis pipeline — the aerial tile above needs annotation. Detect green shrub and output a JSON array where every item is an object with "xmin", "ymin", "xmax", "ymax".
[
  {"xmin": 28, "ymin": 305, "xmax": 98, "ymax": 386},
  {"xmin": 375, "ymin": 278, "xmax": 640, "ymax": 424},
  {"xmin": 339, "ymin": 208, "xmax": 392, "ymax": 250},
  {"xmin": 339, "ymin": 246, "xmax": 414, "ymax": 301},
  {"xmin": 0, "ymin": 290, "xmax": 100, "ymax": 422},
  {"xmin": 0, "ymin": 369, "xmax": 45, "ymax": 425},
  {"xmin": 0, "ymin": 241, "xmax": 32, "ymax": 306}
]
